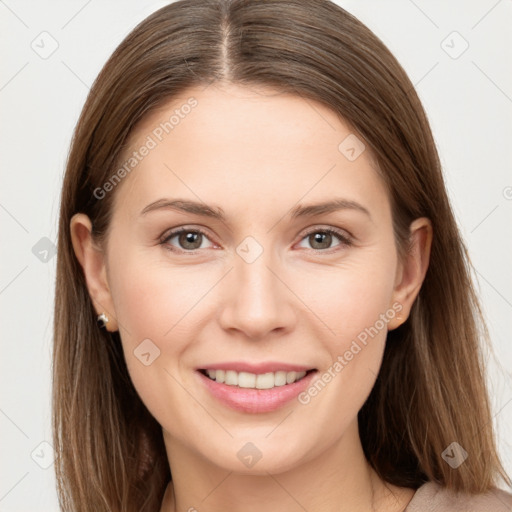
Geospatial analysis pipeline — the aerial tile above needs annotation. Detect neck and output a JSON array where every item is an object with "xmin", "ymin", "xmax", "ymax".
[{"xmin": 160, "ymin": 419, "xmax": 415, "ymax": 512}]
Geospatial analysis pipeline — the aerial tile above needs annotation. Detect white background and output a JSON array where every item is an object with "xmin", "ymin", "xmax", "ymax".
[{"xmin": 1, "ymin": 0, "xmax": 511, "ymax": 510}]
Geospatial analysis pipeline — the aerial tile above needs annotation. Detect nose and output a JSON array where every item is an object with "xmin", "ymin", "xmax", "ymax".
[{"xmin": 217, "ymin": 248, "xmax": 297, "ymax": 341}]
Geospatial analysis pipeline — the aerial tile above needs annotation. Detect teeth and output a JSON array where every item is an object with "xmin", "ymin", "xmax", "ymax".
[
  {"xmin": 203, "ymin": 369, "xmax": 308, "ymax": 389},
  {"xmin": 238, "ymin": 372, "xmax": 256, "ymax": 388},
  {"xmin": 225, "ymin": 370, "xmax": 238, "ymax": 385},
  {"xmin": 286, "ymin": 371, "xmax": 297, "ymax": 384},
  {"xmin": 274, "ymin": 371, "xmax": 287, "ymax": 386}
]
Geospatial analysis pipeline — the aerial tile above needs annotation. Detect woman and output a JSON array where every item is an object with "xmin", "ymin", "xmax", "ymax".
[{"xmin": 53, "ymin": 0, "xmax": 512, "ymax": 510}]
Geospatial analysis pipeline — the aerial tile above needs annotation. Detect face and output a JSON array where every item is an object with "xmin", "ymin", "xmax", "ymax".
[{"xmin": 74, "ymin": 82, "xmax": 428, "ymax": 475}]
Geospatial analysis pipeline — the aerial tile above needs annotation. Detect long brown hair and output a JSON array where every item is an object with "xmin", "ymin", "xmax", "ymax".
[{"xmin": 53, "ymin": 0, "xmax": 511, "ymax": 510}]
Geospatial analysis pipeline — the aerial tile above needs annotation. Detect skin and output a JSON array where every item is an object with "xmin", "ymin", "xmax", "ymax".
[{"xmin": 71, "ymin": 82, "xmax": 432, "ymax": 512}]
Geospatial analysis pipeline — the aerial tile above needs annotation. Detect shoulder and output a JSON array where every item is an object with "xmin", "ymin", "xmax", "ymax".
[{"xmin": 405, "ymin": 481, "xmax": 512, "ymax": 512}]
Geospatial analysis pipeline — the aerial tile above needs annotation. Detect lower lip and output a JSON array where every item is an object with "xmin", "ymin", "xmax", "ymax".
[{"xmin": 196, "ymin": 370, "xmax": 318, "ymax": 413}]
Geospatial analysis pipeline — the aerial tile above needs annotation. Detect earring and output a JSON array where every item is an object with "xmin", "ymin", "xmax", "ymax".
[{"xmin": 97, "ymin": 312, "xmax": 109, "ymax": 329}]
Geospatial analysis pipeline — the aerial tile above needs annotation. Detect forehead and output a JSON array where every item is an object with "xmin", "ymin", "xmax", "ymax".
[{"xmin": 112, "ymin": 82, "xmax": 388, "ymax": 223}]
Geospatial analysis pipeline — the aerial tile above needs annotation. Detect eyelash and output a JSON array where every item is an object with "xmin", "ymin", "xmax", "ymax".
[{"xmin": 159, "ymin": 226, "xmax": 353, "ymax": 254}]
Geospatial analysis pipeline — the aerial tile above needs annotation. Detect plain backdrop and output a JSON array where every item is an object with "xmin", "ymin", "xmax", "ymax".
[{"xmin": 1, "ymin": 0, "xmax": 511, "ymax": 510}]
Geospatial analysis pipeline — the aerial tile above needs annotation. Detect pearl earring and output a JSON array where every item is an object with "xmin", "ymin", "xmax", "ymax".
[{"xmin": 97, "ymin": 312, "xmax": 109, "ymax": 329}]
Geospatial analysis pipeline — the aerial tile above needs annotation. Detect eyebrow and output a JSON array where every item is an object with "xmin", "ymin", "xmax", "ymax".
[{"xmin": 140, "ymin": 197, "xmax": 372, "ymax": 221}]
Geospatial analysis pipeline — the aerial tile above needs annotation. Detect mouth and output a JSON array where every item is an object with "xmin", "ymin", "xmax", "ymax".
[
  {"xmin": 198, "ymin": 368, "xmax": 316, "ymax": 390},
  {"xmin": 196, "ymin": 365, "xmax": 318, "ymax": 414}
]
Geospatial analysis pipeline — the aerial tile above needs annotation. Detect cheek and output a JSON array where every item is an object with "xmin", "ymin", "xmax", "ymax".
[
  {"xmin": 107, "ymin": 248, "xmax": 225, "ymax": 395},
  {"xmin": 107, "ymin": 255, "xmax": 214, "ymax": 429},
  {"xmin": 109, "ymin": 247, "xmax": 214, "ymax": 345},
  {"xmin": 292, "ymin": 267, "xmax": 397, "ymax": 442},
  {"xmin": 292, "ymin": 247, "xmax": 398, "ymax": 408},
  {"xmin": 296, "ymin": 252, "xmax": 398, "ymax": 344}
]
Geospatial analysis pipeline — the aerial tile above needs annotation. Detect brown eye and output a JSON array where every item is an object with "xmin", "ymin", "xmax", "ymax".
[
  {"xmin": 177, "ymin": 231, "xmax": 203, "ymax": 250},
  {"xmin": 309, "ymin": 232, "xmax": 333, "ymax": 250},
  {"xmin": 297, "ymin": 228, "xmax": 352, "ymax": 252},
  {"xmin": 161, "ymin": 228, "xmax": 213, "ymax": 252}
]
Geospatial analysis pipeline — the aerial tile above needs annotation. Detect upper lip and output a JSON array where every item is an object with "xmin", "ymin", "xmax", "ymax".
[{"xmin": 197, "ymin": 361, "xmax": 316, "ymax": 374}]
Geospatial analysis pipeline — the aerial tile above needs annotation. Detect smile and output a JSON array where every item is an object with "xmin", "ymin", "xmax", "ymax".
[
  {"xmin": 196, "ymin": 365, "xmax": 318, "ymax": 414},
  {"xmin": 199, "ymin": 369, "xmax": 313, "ymax": 389}
]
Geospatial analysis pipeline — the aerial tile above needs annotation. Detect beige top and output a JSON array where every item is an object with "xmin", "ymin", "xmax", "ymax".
[{"xmin": 405, "ymin": 481, "xmax": 512, "ymax": 511}]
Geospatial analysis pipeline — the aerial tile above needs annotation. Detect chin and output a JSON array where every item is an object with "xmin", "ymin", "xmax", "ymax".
[{"xmin": 198, "ymin": 434, "xmax": 314, "ymax": 476}]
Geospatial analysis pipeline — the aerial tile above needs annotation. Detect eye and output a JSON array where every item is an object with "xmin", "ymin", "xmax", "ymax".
[
  {"xmin": 160, "ymin": 226, "xmax": 352, "ymax": 254},
  {"xmin": 296, "ymin": 227, "xmax": 352, "ymax": 252},
  {"xmin": 160, "ymin": 227, "xmax": 216, "ymax": 252}
]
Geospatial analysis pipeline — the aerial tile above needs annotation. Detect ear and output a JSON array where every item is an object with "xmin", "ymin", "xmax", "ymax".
[
  {"xmin": 388, "ymin": 217, "xmax": 432, "ymax": 330},
  {"xmin": 69, "ymin": 213, "xmax": 118, "ymax": 332}
]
